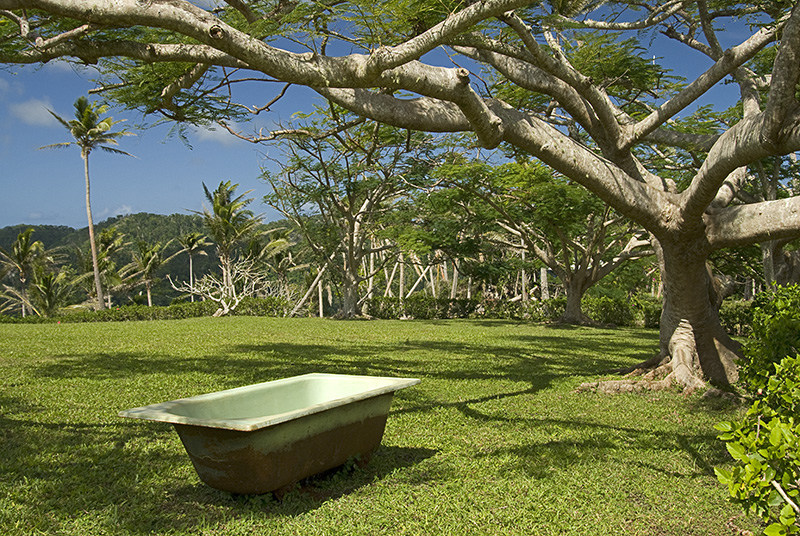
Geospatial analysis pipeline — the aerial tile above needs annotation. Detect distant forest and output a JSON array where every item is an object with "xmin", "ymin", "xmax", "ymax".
[{"xmin": 0, "ymin": 212, "xmax": 286, "ymax": 308}]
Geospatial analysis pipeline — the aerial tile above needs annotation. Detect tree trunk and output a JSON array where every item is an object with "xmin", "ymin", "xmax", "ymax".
[
  {"xmin": 339, "ymin": 270, "xmax": 359, "ymax": 318},
  {"xmin": 84, "ymin": 152, "xmax": 105, "ymax": 311},
  {"xmin": 450, "ymin": 259, "xmax": 459, "ymax": 299},
  {"xmin": 558, "ymin": 276, "xmax": 592, "ymax": 324},
  {"xmin": 540, "ymin": 267, "xmax": 549, "ymax": 300},
  {"xmin": 318, "ymin": 277, "xmax": 324, "ymax": 317},
  {"xmin": 579, "ymin": 235, "xmax": 740, "ymax": 394},
  {"xmin": 658, "ymin": 237, "xmax": 741, "ymax": 389},
  {"xmin": 762, "ymin": 241, "xmax": 778, "ymax": 289},
  {"xmin": 189, "ymin": 254, "xmax": 195, "ymax": 303}
]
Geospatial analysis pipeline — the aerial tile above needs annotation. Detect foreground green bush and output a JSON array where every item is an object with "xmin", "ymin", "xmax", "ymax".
[
  {"xmin": 741, "ymin": 286, "xmax": 800, "ymax": 392},
  {"xmin": 716, "ymin": 285, "xmax": 800, "ymax": 536}
]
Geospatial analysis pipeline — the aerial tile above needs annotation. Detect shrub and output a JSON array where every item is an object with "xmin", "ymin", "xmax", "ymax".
[
  {"xmin": 715, "ymin": 285, "xmax": 800, "ymax": 536},
  {"xmin": 720, "ymin": 299, "xmax": 755, "ymax": 337},
  {"xmin": 233, "ymin": 297, "xmax": 291, "ymax": 317},
  {"xmin": 583, "ymin": 295, "xmax": 634, "ymax": 326},
  {"xmin": 0, "ymin": 297, "xmax": 291, "ymax": 324},
  {"xmin": 715, "ymin": 356, "xmax": 800, "ymax": 536},
  {"xmin": 364, "ymin": 297, "xmax": 402, "ymax": 319},
  {"xmin": 633, "ymin": 294, "xmax": 662, "ymax": 329},
  {"xmin": 741, "ymin": 285, "xmax": 800, "ymax": 393}
]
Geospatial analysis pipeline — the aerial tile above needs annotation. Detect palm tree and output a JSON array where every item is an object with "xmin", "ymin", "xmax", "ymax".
[
  {"xmin": 197, "ymin": 181, "xmax": 262, "ymax": 297},
  {"xmin": 177, "ymin": 232, "xmax": 211, "ymax": 302},
  {"xmin": 39, "ymin": 96, "xmax": 133, "ymax": 311},
  {"xmin": 26, "ymin": 265, "xmax": 75, "ymax": 318},
  {"xmin": 126, "ymin": 240, "xmax": 180, "ymax": 306},
  {"xmin": 0, "ymin": 228, "xmax": 44, "ymax": 317}
]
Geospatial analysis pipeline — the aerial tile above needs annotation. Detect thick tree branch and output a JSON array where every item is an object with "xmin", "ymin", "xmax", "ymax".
[
  {"xmin": 460, "ymin": 45, "xmax": 602, "ymax": 139},
  {"xmin": 363, "ymin": 0, "xmax": 531, "ymax": 76},
  {"xmin": 682, "ymin": 111, "xmax": 800, "ymax": 223},
  {"xmin": 763, "ymin": 4, "xmax": 800, "ymax": 146},
  {"xmin": 500, "ymin": 11, "xmax": 625, "ymax": 149},
  {"xmin": 318, "ymin": 88, "xmax": 472, "ymax": 132},
  {"xmin": 632, "ymin": 23, "xmax": 780, "ymax": 145},
  {"xmin": 0, "ymin": 39, "xmax": 248, "ymax": 68},
  {"xmin": 642, "ymin": 128, "xmax": 718, "ymax": 152},
  {"xmin": 706, "ymin": 197, "xmax": 800, "ymax": 249}
]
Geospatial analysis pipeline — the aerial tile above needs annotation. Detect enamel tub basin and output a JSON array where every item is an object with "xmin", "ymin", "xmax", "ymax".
[{"xmin": 119, "ymin": 373, "xmax": 420, "ymax": 494}]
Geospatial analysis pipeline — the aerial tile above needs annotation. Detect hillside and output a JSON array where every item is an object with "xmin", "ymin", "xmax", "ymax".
[
  {"xmin": 1, "ymin": 213, "xmax": 213, "ymax": 306},
  {"xmin": 0, "ymin": 213, "xmax": 207, "ymax": 251}
]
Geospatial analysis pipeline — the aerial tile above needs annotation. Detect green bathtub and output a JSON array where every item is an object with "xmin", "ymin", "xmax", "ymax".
[{"xmin": 119, "ymin": 373, "xmax": 420, "ymax": 494}]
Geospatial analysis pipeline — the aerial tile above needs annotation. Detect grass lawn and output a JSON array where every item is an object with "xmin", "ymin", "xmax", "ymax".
[{"xmin": 0, "ymin": 317, "xmax": 758, "ymax": 535}]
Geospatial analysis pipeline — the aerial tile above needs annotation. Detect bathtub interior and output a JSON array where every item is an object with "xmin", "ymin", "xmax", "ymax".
[{"xmin": 119, "ymin": 373, "xmax": 420, "ymax": 431}]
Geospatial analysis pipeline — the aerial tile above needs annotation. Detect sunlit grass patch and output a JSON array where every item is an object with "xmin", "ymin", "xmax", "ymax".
[{"xmin": 0, "ymin": 318, "xmax": 757, "ymax": 535}]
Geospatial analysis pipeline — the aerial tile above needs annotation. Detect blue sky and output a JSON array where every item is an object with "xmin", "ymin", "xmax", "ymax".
[
  {"xmin": 0, "ymin": 24, "xmax": 746, "ymax": 231},
  {"xmin": 0, "ymin": 61, "xmax": 317, "ymax": 229}
]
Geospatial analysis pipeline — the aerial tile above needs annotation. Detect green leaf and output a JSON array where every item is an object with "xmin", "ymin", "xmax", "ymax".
[
  {"xmin": 779, "ymin": 504, "xmax": 796, "ymax": 526},
  {"xmin": 770, "ymin": 424, "xmax": 783, "ymax": 446},
  {"xmin": 764, "ymin": 522, "xmax": 787, "ymax": 536},
  {"xmin": 726, "ymin": 442, "xmax": 747, "ymax": 461},
  {"xmin": 715, "ymin": 421, "xmax": 735, "ymax": 432},
  {"xmin": 714, "ymin": 467, "xmax": 732, "ymax": 484}
]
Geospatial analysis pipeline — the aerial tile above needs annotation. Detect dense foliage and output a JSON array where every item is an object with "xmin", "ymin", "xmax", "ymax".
[{"xmin": 716, "ymin": 285, "xmax": 800, "ymax": 536}]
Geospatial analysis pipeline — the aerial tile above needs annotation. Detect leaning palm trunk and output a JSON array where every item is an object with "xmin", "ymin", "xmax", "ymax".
[{"xmin": 83, "ymin": 151, "xmax": 105, "ymax": 311}]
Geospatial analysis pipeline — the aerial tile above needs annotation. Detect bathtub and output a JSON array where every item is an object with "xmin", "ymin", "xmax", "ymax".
[{"xmin": 119, "ymin": 373, "xmax": 420, "ymax": 494}]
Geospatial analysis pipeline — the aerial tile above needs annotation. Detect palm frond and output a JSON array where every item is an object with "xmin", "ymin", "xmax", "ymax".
[
  {"xmin": 38, "ymin": 142, "xmax": 74, "ymax": 151},
  {"xmin": 99, "ymin": 146, "xmax": 136, "ymax": 158}
]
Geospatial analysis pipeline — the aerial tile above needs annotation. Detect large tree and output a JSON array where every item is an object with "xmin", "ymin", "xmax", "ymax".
[
  {"xmin": 5, "ymin": 1, "xmax": 800, "ymax": 390},
  {"xmin": 437, "ymin": 159, "xmax": 652, "ymax": 323},
  {"xmin": 39, "ymin": 96, "xmax": 133, "ymax": 311},
  {"xmin": 263, "ymin": 110, "xmax": 437, "ymax": 318}
]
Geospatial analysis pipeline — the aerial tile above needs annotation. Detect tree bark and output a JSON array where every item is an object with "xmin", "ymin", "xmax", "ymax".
[
  {"xmin": 658, "ymin": 236, "xmax": 740, "ymax": 388},
  {"xmin": 559, "ymin": 277, "xmax": 591, "ymax": 324},
  {"xmin": 83, "ymin": 151, "xmax": 105, "ymax": 311},
  {"xmin": 338, "ymin": 269, "xmax": 360, "ymax": 318}
]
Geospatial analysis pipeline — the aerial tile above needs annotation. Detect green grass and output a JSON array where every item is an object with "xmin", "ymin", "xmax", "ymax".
[{"xmin": 0, "ymin": 318, "xmax": 758, "ymax": 535}]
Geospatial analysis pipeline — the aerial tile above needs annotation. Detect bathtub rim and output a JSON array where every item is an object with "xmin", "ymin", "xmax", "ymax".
[{"xmin": 118, "ymin": 372, "xmax": 420, "ymax": 432}]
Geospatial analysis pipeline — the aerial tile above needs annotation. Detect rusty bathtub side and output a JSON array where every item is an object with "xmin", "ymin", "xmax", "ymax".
[{"xmin": 119, "ymin": 373, "xmax": 419, "ymax": 494}]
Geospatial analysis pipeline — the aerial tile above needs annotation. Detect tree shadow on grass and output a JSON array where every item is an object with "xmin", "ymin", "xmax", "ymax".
[
  {"xmin": 458, "ymin": 401, "xmax": 730, "ymax": 482},
  {"xmin": 26, "ymin": 334, "xmax": 638, "ymax": 402},
  {"xmin": 0, "ymin": 391, "xmax": 436, "ymax": 534}
]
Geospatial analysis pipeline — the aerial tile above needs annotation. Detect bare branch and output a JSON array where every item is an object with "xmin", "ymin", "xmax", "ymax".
[
  {"xmin": 160, "ymin": 63, "xmax": 211, "ymax": 112},
  {"xmin": 549, "ymin": 1, "xmax": 685, "ymax": 31},
  {"xmin": 222, "ymin": 0, "xmax": 259, "ymax": 23}
]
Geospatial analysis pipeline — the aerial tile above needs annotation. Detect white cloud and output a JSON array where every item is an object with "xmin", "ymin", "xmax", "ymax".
[
  {"xmin": 9, "ymin": 97, "xmax": 57, "ymax": 126},
  {"xmin": 194, "ymin": 124, "xmax": 242, "ymax": 146},
  {"xmin": 113, "ymin": 205, "xmax": 133, "ymax": 217}
]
